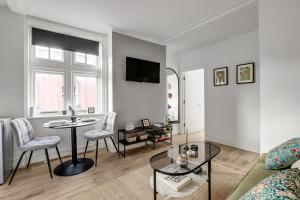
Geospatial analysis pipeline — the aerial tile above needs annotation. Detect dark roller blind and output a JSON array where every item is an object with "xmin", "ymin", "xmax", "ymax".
[{"xmin": 32, "ymin": 27, "xmax": 99, "ymax": 55}]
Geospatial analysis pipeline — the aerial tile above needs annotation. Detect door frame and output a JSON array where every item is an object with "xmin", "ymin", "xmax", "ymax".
[{"xmin": 181, "ymin": 67, "xmax": 207, "ymax": 135}]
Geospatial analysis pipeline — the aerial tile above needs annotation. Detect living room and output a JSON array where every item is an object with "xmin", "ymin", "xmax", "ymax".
[{"xmin": 0, "ymin": 0, "xmax": 300, "ymax": 200}]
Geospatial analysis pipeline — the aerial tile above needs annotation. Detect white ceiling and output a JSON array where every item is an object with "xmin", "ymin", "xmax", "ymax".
[{"xmin": 1, "ymin": 0, "xmax": 258, "ymax": 54}]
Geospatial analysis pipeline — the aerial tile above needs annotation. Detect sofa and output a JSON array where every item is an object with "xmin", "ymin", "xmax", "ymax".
[{"xmin": 226, "ymin": 154, "xmax": 278, "ymax": 200}]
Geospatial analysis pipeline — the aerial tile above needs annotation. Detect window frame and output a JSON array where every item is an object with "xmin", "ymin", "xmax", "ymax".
[
  {"xmin": 33, "ymin": 45, "xmax": 66, "ymax": 63},
  {"xmin": 71, "ymin": 72, "xmax": 101, "ymax": 113},
  {"xmin": 32, "ymin": 69, "xmax": 66, "ymax": 114},
  {"xmin": 25, "ymin": 19, "xmax": 108, "ymax": 118},
  {"xmin": 72, "ymin": 52, "xmax": 99, "ymax": 67}
]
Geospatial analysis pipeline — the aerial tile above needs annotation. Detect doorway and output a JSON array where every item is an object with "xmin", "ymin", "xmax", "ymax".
[{"xmin": 183, "ymin": 68, "xmax": 205, "ymax": 134}]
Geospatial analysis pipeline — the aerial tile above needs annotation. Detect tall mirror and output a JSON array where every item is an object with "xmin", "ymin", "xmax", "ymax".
[{"xmin": 166, "ymin": 68, "xmax": 179, "ymax": 123}]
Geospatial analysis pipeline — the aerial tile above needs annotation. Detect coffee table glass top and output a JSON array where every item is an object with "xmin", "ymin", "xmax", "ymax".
[{"xmin": 150, "ymin": 142, "xmax": 220, "ymax": 176}]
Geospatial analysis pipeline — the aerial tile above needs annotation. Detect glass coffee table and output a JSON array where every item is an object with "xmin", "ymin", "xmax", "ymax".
[{"xmin": 150, "ymin": 142, "xmax": 220, "ymax": 200}]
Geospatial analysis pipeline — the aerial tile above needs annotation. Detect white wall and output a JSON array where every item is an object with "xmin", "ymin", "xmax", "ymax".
[
  {"xmin": 259, "ymin": 0, "xmax": 300, "ymax": 153},
  {"xmin": 0, "ymin": 6, "xmax": 24, "ymax": 118},
  {"xmin": 180, "ymin": 30, "xmax": 260, "ymax": 152},
  {"xmin": 112, "ymin": 32, "xmax": 167, "ymax": 129}
]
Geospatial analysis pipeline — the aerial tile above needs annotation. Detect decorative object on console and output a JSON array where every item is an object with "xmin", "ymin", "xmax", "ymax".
[
  {"xmin": 214, "ymin": 67, "xmax": 228, "ymax": 86},
  {"xmin": 142, "ymin": 119, "xmax": 150, "ymax": 127},
  {"xmin": 88, "ymin": 107, "xmax": 95, "ymax": 114},
  {"xmin": 125, "ymin": 123, "xmax": 135, "ymax": 131},
  {"xmin": 265, "ymin": 137, "xmax": 300, "ymax": 170},
  {"xmin": 236, "ymin": 62, "xmax": 255, "ymax": 84}
]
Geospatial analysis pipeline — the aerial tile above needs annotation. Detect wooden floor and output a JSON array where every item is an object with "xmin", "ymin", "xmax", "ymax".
[{"xmin": 0, "ymin": 132, "xmax": 259, "ymax": 200}]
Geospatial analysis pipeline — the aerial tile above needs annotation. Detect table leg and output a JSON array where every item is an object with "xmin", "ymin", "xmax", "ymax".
[
  {"xmin": 71, "ymin": 127, "xmax": 78, "ymax": 164},
  {"xmin": 154, "ymin": 169, "xmax": 157, "ymax": 200},
  {"xmin": 53, "ymin": 127, "xmax": 94, "ymax": 176},
  {"xmin": 208, "ymin": 159, "xmax": 211, "ymax": 200}
]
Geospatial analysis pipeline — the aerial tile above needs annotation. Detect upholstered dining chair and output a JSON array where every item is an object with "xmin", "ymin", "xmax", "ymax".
[
  {"xmin": 83, "ymin": 112, "xmax": 119, "ymax": 166},
  {"xmin": 9, "ymin": 118, "xmax": 62, "ymax": 185}
]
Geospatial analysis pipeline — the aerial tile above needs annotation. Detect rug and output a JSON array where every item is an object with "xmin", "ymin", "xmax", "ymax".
[{"xmin": 68, "ymin": 160, "xmax": 246, "ymax": 200}]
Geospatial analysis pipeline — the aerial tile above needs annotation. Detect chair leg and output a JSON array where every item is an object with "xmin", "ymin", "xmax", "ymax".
[
  {"xmin": 55, "ymin": 147, "xmax": 63, "ymax": 165},
  {"xmin": 104, "ymin": 138, "xmax": 109, "ymax": 151},
  {"xmin": 110, "ymin": 137, "xmax": 120, "ymax": 158},
  {"xmin": 45, "ymin": 149, "xmax": 53, "ymax": 179},
  {"xmin": 9, "ymin": 152, "xmax": 26, "ymax": 185},
  {"xmin": 83, "ymin": 140, "xmax": 89, "ymax": 159},
  {"xmin": 95, "ymin": 140, "xmax": 99, "ymax": 167},
  {"xmin": 27, "ymin": 151, "xmax": 33, "ymax": 168}
]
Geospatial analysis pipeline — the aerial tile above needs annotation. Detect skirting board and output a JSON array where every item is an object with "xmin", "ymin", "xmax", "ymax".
[{"xmin": 206, "ymin": 135, "xmax": 259, "ymax": 153}]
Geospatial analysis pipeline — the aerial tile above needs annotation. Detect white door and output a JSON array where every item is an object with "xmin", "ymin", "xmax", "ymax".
[{"xmin": 184, "ymin": 69, "xmax": 205, "ymax": 133}]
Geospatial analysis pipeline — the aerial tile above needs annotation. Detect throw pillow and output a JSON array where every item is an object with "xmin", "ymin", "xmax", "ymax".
[
  {"xmin": 265, "ymin": 138, "xmax": 300, "ymax": 170},
  {"xmin": 291, "ymin": 159, "xmax": 300, "ymax": 170},
  {"xmin": 240, "ymin": 168, "xmax": 300, "ymax": 200}
]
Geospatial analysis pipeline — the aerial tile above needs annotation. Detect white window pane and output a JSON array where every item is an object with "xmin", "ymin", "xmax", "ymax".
[
  {"xmin": 50, "ymin": 48, "xmax": 63, "ymax": 61},
  {"xmin": 35, "ymin": 72, "xmax": 64, "ymax": 112},
  {"xmin": 75, "ymin": 76, "xmax": 97, "ymax": 111},
  {"xmin": 86, "ymin": 54, "xmax": 97, "ymax": 65},
  {"xmin": 75, "ymin": 52, "xmax": 86, "ymax": 64},
  {"xmin": 35, "ymin": 46, "xmax": 49, "ymax": 59}
]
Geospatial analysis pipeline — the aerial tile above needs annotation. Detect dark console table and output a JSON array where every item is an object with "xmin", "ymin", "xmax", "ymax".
[{"xmin": 117, "ymin": 124, "xmax": 172, "ymax": 158}]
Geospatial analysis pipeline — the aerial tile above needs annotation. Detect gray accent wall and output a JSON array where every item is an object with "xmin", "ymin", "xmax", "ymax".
[
  {"xmin": 0, "ymin": 6, "xmax": 24, "ymax": 118},
  {"xmin": 112, "ymin": 32, "xmax": 167, "ymax": 129}
]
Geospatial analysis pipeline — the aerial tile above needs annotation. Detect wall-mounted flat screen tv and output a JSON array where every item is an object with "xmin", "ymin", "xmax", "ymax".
[{"xmin": 126, "ymin": 57, "xmax": 160, "ymax": 83}]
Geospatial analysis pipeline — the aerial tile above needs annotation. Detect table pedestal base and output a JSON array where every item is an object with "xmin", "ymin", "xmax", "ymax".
[{"xmin": 54, "ymin": 158, "xmax": 94, "ymax": 176}]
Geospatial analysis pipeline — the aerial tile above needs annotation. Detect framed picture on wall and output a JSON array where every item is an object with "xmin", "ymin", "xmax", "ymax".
[
  {"xmin": 214, "ymin": 67, "xmax": 228, "ymax": 86},
  {"xmin": 236, "ymin": 63, "xmax": 255, "ymax": 84}
]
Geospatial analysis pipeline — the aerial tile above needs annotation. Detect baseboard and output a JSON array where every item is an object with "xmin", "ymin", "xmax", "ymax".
[{"xmin": 206, "ymin": 135, "xmax": 259, "ymax": 153}]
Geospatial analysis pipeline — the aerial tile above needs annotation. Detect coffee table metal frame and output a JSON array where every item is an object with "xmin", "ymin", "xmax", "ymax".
[{"xmin": 150, "ymin": 142, "xmax": 220, "ymax": 200}]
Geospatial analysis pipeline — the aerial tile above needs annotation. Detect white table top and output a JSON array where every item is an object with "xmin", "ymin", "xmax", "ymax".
[{"xmin": 43, "ymin": 119, "xmax": 99, "ymax": 129}]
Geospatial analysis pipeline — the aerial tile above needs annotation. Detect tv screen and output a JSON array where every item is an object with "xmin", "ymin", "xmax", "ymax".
[{"xmin": 126, "ymin": 57, "xmax": 160, "ymax": 83}]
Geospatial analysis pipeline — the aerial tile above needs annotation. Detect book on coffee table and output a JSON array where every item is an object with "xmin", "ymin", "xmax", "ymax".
[{"xmin": 158, "ymin": 173, "xmax": 192, "ymax": 191}]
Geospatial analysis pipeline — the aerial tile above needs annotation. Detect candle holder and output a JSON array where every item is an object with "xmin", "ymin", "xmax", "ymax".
[{"xmin": 183, "ymin": 129, "xmax": 189, "ymax": 152}]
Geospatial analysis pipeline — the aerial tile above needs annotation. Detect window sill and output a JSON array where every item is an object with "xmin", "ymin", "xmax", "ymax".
[{"xmin": 27, "ymin": 113, "xmax": 104, "ymax": 120}]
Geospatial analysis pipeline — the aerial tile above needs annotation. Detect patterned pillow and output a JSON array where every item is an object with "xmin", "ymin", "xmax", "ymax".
[
  {"xmin": 265, "ymin": 138, "xmax": 300, "ymax": 170},
  {"xmin": 240, "ymin": 168, "xmax": 300, "ymax": 200}
]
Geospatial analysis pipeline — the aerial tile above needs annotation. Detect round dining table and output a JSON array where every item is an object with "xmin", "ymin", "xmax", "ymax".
[{"xmin": 43, "ymin": 119, "xmax": 99, "ymax": 176}]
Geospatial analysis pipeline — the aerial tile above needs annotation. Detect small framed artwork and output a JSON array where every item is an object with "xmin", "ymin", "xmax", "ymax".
[
  {"xmin": 214, "ymin": 67, "xmax": 228, "ymax": 86},
  {"xmin": 141, "ymin": 119, "xmax": 150, "ymax": 127},
  {"xmin": 236, "ymin": 63, "xmax": 255, "ymax": 84},
  {"xmin": 88, "ymin": 107, "xmax": 95, "ymax": 114}
]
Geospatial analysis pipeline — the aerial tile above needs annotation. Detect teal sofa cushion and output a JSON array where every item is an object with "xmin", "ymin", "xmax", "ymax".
[
  {"xmin": 265, "ymin": 138, "xmax": 300, "ymax": 170},
  {"xmin": 240, "ymin": 168, "xmax": 300, "ymax": 200}
]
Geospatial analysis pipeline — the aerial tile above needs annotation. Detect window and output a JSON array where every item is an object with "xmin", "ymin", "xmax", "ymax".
[
  {"xmin": 35, "ymin": 45, "xmax": 64, "ymax": 61},
  {"xmin": 28, "ymin": 26, "xmax": 104, "ymax": 117},
  {"xmin": 73, "ymin": 74, "xmax": 99, "ymax": 111},
  {"xmin": 74, "ymin": 52, "xmax": 97, "ymax": 66},
  {"xmin": 34, "ymin": 71, "xmax": 65, "ymax": 113}
]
